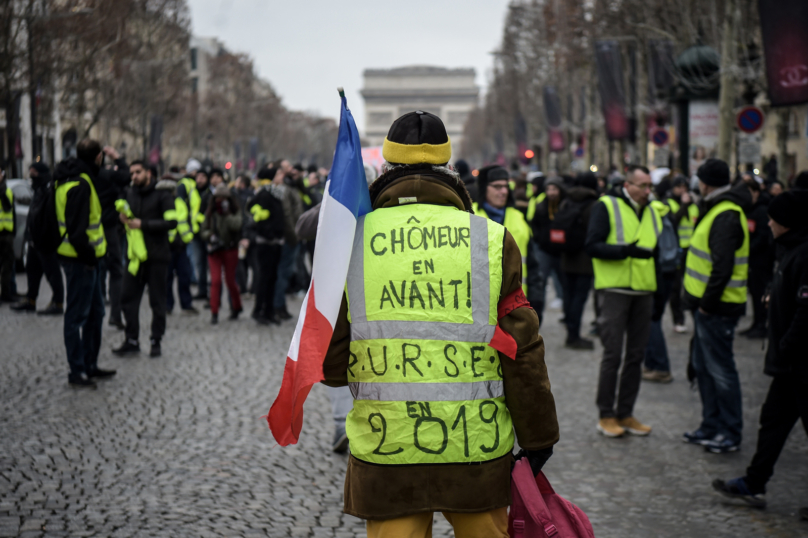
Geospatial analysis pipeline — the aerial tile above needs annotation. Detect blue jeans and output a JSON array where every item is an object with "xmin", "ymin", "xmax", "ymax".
[
  {"xmin": 166, "ymin": 248, "xmax": 194, "ymax": 311},
  {"xmin": 691, "ymin": 310, "xmax": 742, "ymax": 443},
  {"xmin": 535, "ymin": 247, "xmax": 565, "ymax": 319},
  {"xmin": 61, "ymin": 259, "xmax": 105, "ymax": 377},
  {"xmin": 191, "ymin": 237, "xmax": 208, "ymax": 296},
  {"xmin": 274, "ymin": 243, "xmax": 299, "ymax": 311},
  {"xmin": 644, "ymin": 320, "xmax": 670, "ymax": 372}
]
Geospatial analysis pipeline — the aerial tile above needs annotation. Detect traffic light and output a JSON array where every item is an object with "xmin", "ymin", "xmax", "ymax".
[
  {"xmin": 524, "ymin": 149, "xmax": 535, "ymax": 159},
  {"xmin": 225, "ymin": 162, "xmax": 232, "ymax": 170}
]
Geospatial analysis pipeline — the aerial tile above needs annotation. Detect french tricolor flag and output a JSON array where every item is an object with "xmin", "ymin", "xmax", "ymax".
[{"xmin": 268, "ymin": 91, "xmax": 372, "ymax": 446}]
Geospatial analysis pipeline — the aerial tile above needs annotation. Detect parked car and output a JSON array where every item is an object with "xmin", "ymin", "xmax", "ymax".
[{"xmin": 7, "ymin": 179, "xmax": 31, "ymax": 270}]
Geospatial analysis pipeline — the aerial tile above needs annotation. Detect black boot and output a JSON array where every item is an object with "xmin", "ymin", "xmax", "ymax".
[
  {"xmin": 149, "ymin": 338, "xmax": 161, "ymax": 358},
  {"xmin": 113, "ymin": 339, "xmax": 140, "ymax": 356},
  {"xmin": 277, "ymin": 307, "xmax": 292, "ymax": 321},
  {"xmin": 87, "ymin": 367, "xmax": 117, "ymax": 379},
  {"xmin": 37, "ymin": 302, "xmax": 64, "ymax": 315},
  {"xmin": 68, "ymin": 373, "xmax": 97, "ymax": 389},
  {"xmin": 210, "ymin": 313, "xmax": 219, "ymax": 325},
  {"xmin": 228, "ymin": 308, "xmax": 242, "ymax": 321},
  {"xmin": 11, "ymin": 298, "xmax": 36, "ymax": 312}
]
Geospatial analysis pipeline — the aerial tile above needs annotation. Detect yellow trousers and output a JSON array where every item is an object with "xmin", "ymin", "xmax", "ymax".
[{"xmin": 366, "ymin": 508, "xmax": 509, "ymax": 538}]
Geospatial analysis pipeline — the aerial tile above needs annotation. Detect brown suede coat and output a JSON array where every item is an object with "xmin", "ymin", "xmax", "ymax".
[{"xmin": 322, "ymin": 173, "xmax": 559, "ymax": 520}]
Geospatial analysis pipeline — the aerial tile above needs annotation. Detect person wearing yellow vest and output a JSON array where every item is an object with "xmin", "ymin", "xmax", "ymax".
[
  {"xmin": 682, "ymin": 159, "xmax": 751, "ymax": 454},
  {"xmin": 586, "ymin": 164, "xmax": 661, "ymax": 438},
  {"xmin": 471, "ymin": 166, "xmax": 531, "ymax": 297},
  {"xmin": 54, "ymin": 139, "xmax": 116, "ymax": 388},
  {"xmin": 665, "ymin": 175, "xmax": 698, "ymax": 333},
  {"xmin": 165, "ymin": 171, "xmax": 199, "ymax": 316},
  {"xmin": 0, "ymin": 168, "xmax": 16, "ymax": 302},
  {"xmin": 322, "ymin": 111, "xmax": 558, "ymax": 538},
  {"xmin": 112, "ymin": 161, "xmax": 178, "ymax": 359},
  {"xmin": 185, "ymin": 160, "xmax": 210, "ymax": 301}
]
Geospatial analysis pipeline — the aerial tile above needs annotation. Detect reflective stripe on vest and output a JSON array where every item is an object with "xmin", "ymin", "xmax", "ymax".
[
  {"xmin": 0, "ymin": 187, "xmax": 13, "ymax": 232},
  {"xmin": 683, "ymin": 200, "xmax": 749, "ymax": 303},
  {"xmin": 344, "ymin": 204, "xmax": 513, "ymax": 465},
  {"xmin": 473, "ymin": 203, "xmax": 530, "ymax": 294},
  {"xmin": 56, "ymin": 173, "xmax": 107, "ymax": 258},
  {"xmin": 179, "ymin": 177, "xmax": 202, "ymax": 233},
  {"xmin": 592, "ymin": 196, "xmax": 661, "ymax": 292}
]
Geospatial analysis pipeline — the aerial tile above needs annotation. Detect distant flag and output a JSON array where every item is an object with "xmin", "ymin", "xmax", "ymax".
[{"xmin": 268, "ymin": 89, "xmax": 372, "ymax": 446}]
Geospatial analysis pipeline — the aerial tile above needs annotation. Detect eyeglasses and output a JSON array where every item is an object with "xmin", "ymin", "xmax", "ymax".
[
  {"xmin": 488, "ymin": 183, "xmax": 509, "ymax": 191},
  {"xmin": 628, "ymin": 182, "xmax": 652, "ymax": 191}
]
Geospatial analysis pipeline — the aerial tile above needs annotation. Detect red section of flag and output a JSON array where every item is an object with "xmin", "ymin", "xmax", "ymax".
[
  {"xmin": 267, "ymin": 282, "xmax": 331, "ymax": 446},
  {"xmin": 490, "ymin": 325, "xmax": 518, "ymax": 360}
]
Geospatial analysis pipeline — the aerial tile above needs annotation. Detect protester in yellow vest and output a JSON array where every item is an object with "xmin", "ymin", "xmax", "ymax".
[
  {"xmin": 53, "ymin": 139, "xmax": 116, "ymax": 388},
  {"xmin": 113, "ymin": 161, "xmax": 178, "ymax": 359},
  {"xmin": 586, "ymin": 164, "xmax": 662, "ymax": 438},
  {"xmin": 163, "ymin": 172, "xmax": 199, "ymax": 317},
  {"xmin": 682, "ymin": 159, "xmax": 751, "ymax": 454},
  {"xmin": 0, "ymin": 169, "xmax": 16, "ymax": 302},
  {"xmin": 322, "ymin": 111, "xmax": 558, "ymax": 538},
  {"xmin": 665, "ymin": 174, "xmax": 698, "ymax": 333},
  {"xmin": 472, "ymin": 166, "xmax": 531, "ymax": 295}
]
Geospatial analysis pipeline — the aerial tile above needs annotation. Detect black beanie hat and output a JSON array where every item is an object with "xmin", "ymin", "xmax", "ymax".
[
  {"xmin": 382, "ymin": 111, "xmax": 451, "ymax": 165},
  {"xmin": 575, "ymin": 171, "xmax": 598, "ymax": 191},
  {"xmin": 794, "ymin": 170, "xmax": 808, "ymax": 191},
  {"xmin": 30, "ymin": 162, "xmax": 50, "ymax": 176},
  {"xmin": 697, "ymin": 158, "xmax": 730, "ymax": 187},
  {"xmin": 768, "ymin": 191, "xmax": 808, "ymax": 230}
]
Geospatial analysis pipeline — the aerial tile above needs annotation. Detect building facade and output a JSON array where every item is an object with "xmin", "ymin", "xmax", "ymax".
[{"xmin": 360, "ymin": 66, "xmax": 479, "ymax": 157}]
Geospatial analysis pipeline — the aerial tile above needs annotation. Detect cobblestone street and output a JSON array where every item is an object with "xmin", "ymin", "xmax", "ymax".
[{"xmin": 1, "ymin": 276, "xmax": 807, "ymax": 538}]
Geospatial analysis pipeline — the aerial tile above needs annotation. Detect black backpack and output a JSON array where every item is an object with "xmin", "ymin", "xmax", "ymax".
[
  {"xmin": 27, "ymin": 181, "xmax": 63, "ymax": 254},
  {"xmin": 548, "ymin": 198, "xmax": 589, "ymax": 253}
]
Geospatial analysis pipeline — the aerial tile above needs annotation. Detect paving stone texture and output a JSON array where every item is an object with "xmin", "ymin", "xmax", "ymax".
[{"xmin": 1, "ymin": 276, "xmax": 807, "ymax": 537}]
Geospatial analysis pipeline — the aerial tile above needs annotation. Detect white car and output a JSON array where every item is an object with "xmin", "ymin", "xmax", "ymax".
[{"xmin": 7, "ymin": 179, "xmax": 32, "ymax": 269}]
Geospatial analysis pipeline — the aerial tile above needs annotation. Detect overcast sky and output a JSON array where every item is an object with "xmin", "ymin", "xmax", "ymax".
[{"xmin": 186, "ymin": 0, "xmax": 510, "ymax": 134}]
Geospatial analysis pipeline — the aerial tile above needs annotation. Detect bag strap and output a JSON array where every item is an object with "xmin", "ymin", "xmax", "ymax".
[{"xmin": 512, "ymin": 459, "xmax": 559, "ymax": 537}]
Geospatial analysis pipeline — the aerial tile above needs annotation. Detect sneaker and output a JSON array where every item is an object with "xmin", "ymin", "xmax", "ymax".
[
  {"xmin": 68, "ymin": 373, "xmax": 97, "ymax": 389},
  {"xmin": 712, "ymin": 477, "xmax": 766, "ymax": 508},
  {"xmin": 211, "ymin": 313, "xmax": 218, "ymax": 325},
  {"xmin": 10, "ymin": 298, "xmax": 36, "ymax": 312},
  {"xmin": 596, "ymin": 418, "xmax": 626, "ymax": 438},
  {"xmin": 37, "ymin": 302, "xmax": 64, "ymax": 315},
  {"xmin": 87, "ymin": 367, "xmax": 117, "ymax": 379},
  {"xmin": 332, "ymin": 427, "xmax": 349, "ymax": 453},
  {"xmin": 683, "ymin": 429, "xmax": 714, "ymax": 446},
  {"xmin": 744, "ymin": 327, "xmax": 767, "ymax": 339},
  {"xmin": 673, "ymin": 324, "xmax": 688, "ymax": 334},
  {"xmin": 228, "ymin": 308, "xmax": 242, "ymax": 321},
  {"xmin": 565, "ymin": 338, "xmax": 595, "ymax": 350},
  {"xmin": 149, "ymin": 339, "xmax": 161, "ymax": 358},
  {"xmin": 642, "ymin": 368, "xmax": 673, "ymax": 383},
  {"xmin": 618, "ymin": 417, "xmax": 652, "ymax": 436},
  {"xmin": 112, "ymin": 339, "xmax": 140, "ymax": 356},
  {"xmin": 704, "ymin": 435, "xmax": 740, "ymax": 454},
  {"xmin": 549, "ymin": 298, "xmax": 563, "ymax": 310},
  {"xmin": 108, "ymin": 318, "xmax": 125, "ymax": 330},
  {"xmin": 192, "ymin": 293, "xmax": 208, "ymax": 301}
]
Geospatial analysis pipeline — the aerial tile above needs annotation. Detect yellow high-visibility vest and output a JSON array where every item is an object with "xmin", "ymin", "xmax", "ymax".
[
  {"xmin": 0, "ymin": 187, "xmax": 13, "ymax": 232},
  {"xmin": 344, "ymin": 204, "xmax": 514, "ymax": 466},
  {"xmin": 666, "ymin": 198, "xmax": 699, "ymax": 249},
  {"xmin": 473, "ymin": 203, "xmax": 530, "ymax": 294},
  {"xmin": 684, "ymin": 200, "xmax": 749, "ymax": 304},
  {"xmin": 179, "ymin": 177, "xmax": 204, "ymax": 233},
  {"xmin": 592, "ymin": 195, "xmax": 662, "ymax": 292},
  {"xmin": 55, "ymin": 173, "xmax": 107, "ymax": 258}
]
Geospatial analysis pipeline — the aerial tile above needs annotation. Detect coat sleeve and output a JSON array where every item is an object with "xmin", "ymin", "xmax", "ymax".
[
  {"xmin": 700, "ymin": 210, "xmax": 744, "ymax": 313},
  {"xmin": 141, "ymin": 192, "xmax": 176, "ymax": 232},
  {"xmin": 322, "ymin": 293, "xmax": 351, "ymax": 387},
  {"xmin": 780, "ymin": 253, "xmax": 808, "ymax": 359},
  {"xmin": 295, "ymin": 203, "xmax": 321, "ymax": 241},
  {"xmin": 499, "ymin": 230, "xmax": 559, "ymax": 450},
  {"xmin": 585, "ymin": 200, "xmax": 627, "ymax": 260}
]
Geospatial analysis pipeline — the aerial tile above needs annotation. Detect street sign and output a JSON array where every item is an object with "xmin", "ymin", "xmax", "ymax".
[
  {"xmin": 738, "ymin": 133, "xmax": 762, "ymax": 164},
  {"xmin": 650, "ymin": 128, "xmax": 669, "ymax": 147},
  {"xmin": 736, "ymin": 106, "xmax": 765, "ymax": 134},
  {"xmin": 653, "ymin": 147, "xmax": 670, "ymax": 167}
]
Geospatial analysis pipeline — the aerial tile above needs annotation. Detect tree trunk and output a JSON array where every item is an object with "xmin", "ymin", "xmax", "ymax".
[{"xmin": 717, "ymin": 0, "xmax": 740, "ymax": 162}]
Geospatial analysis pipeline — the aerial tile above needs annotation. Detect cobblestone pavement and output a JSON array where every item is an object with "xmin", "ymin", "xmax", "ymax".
[{"xmin": 1, "ymin": 275, "xmax": 807, "ymax": 538}]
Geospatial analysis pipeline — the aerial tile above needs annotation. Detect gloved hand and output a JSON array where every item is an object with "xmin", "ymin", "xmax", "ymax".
[
  {"xmin": 624, "ymin": 241, "xmax": 654, "ymax": 259},
  {"xmin": 514, "ymin": 447, "xmax": 553, "ymax": 476}
]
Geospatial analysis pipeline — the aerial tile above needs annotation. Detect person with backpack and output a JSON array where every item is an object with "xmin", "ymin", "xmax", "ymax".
[
  {"xmin": 642, "ymin": 179, "xmax": 681, "ymax": 384},
  {"xmin": 666, "ymin": 175, "xmax": 698, "ymax": 333},
  {"xmin": 0, "ymin": 168, "xmax": 15, "ymax": 303},
  {"xmin": 54, "ymin": 139, "xmax": 117, "ymax": 388},
  {"xmin": 559, "ymin": 172, "xmax": 600, "ymax": 349},
  {"xmin": 530, "ymin": 176, "xmax": 567, "ymax": 321},
  {"xmin": 11, "ymin": 163, "xmax": 64, "ymax": 315},
  {"xmin": 586, "ymin": 165, "xmax": 661, "ymax": 438}
]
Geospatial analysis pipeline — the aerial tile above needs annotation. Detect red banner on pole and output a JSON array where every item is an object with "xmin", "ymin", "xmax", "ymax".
[{"xmin": 759, "ymin": 0, "xmax": 808, "ymax": 106}]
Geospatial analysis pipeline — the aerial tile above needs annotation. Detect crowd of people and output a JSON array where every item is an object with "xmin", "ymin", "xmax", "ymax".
[{"xmin": 0, "ymin": 123, "xmax": 806, "ymax": 525}]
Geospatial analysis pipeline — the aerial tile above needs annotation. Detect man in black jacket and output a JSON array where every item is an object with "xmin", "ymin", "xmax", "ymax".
[
  {"xmin": 248, "ymin": 168, "xmax": 285, "ymax": 325},
  {"xmin": 95, "ymin": 146, "xmax": 130, "ymax": 328},
  {"xmin": 712, "ymin": 190, "xmax": 808, "ymax": 516},
  {"xmin": 739, "ymin": 174, "xmax": 774, "ymax": 338},
  {"xmin": 113, "ymin": 161, "xmax": 177, "ymax": 358},
  {"xmin": 682, "ymin": 160, "xmax": 752, "ymax": 454}
]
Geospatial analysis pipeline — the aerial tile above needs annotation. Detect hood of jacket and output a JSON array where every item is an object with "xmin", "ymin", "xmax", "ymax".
[
  {"xmin": 371, "ymin": 172, "xmax": 469, "ymax": 212},
  {"xmin": 704, "ymin": 181, "xmax": 753, "ymax": 214},
  {"xmin": 155, "ymin": 179, "xmax": 177, "ymax": 195},
  {"xmin": 53, "ymin": 157, "xmax": 96, "ymax": 184},
  {"xmin": 565, "ymin": 186, "xmax": 599, "ymax": 203}
]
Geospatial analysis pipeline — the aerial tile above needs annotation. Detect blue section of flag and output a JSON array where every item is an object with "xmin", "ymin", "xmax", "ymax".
[{"xmin": 327, "ymin": 95, "xmax": 372, "ymax": 218}]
